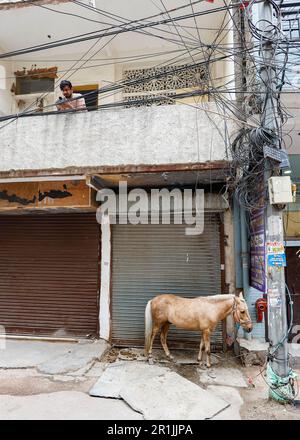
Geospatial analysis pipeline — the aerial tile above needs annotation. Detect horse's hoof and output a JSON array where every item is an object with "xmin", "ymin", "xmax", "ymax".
[
  {"xmin": 167, "ymin": 355, "xmax": 174, "ymax": 361},
  {"xmin": 198, "ymin": 363, "xmax": 207, "ymax": 370},
  {"xmin": 148, "ymin": 357, "xmax": 154, "ymax": 365}
]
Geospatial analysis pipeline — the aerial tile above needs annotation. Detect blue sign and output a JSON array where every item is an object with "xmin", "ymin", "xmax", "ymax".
[{"xmin": 267, "ymin": 253, "xmax": 286, "ymax": 267}]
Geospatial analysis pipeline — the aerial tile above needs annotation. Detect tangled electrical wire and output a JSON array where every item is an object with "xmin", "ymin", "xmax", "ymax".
[
  {"xmin": 228, "ymin": 0, "xmax": 292, "ymax": 213},
  {"xmin": 230, "ymin": 126, "xmax": 280, "ymax": 212}
]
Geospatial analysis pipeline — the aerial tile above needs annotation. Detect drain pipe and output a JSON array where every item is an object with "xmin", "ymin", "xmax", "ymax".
[
  {"xmin": 240, "ymin": 205, "xmax": 251, "ymax": 340},
  {"xmin": 233, "ymin": 196, "xmax": 251, "ymax": 341}
]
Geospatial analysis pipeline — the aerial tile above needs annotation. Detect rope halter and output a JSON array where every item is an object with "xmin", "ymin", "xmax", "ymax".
[{"xmin": 232, "ymin": 296, "xmax": 252, "ymax": 326}]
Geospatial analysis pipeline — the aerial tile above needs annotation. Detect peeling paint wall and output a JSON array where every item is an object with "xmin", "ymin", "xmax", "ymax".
[{"xmin": 0, "ymin": 104, "xmax": 234, "ymax": 172}]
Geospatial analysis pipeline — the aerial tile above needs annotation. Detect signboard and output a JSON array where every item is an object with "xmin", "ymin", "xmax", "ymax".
[
  {"xmin": 263, "ymin": 145, "xmax": 290, "ymax": 168},
  {"xmin": 266, "ymin": 240, "xmax": 286, "ymax": 267},
  {"xmin": 267, "ymin": 254, "xmax": 286, "ymax": 267},
  {"xmin": 0, "ymin": 180, "xmax": 95, "ymax": 211},
  {"xmin": 250, "ymin": 207, "xmax": 266, "ymax": 292}
]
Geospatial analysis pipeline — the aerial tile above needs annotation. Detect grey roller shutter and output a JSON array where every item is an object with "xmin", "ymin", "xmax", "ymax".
[{"xmin": 111, "ymin": 213, "xmax": 223, "ymax": 348}]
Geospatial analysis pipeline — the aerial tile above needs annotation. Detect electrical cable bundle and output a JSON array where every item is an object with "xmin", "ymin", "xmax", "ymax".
[{"xmin": 228, "ymin": 0, "xmax": 293, "ymax": 213}]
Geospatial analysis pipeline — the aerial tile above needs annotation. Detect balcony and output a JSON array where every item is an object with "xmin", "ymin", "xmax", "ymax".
[{"xmin": 0, "ymin": 103, "xmax": 233, "ymax": 176}]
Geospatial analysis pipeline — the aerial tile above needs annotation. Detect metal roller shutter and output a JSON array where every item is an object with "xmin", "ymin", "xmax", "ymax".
[
  {"xmin": 111, "ymin": 213, "xmax": 223, "ymax": 348},
  {"xmin": 0, "ymin": 213, "xmax": 100, "ymax": 338}
]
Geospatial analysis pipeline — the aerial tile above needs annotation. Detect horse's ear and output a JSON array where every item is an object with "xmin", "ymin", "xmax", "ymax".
[{"xmin": 239, "ymin": 291, "xmax": 243, "ymax": 299}]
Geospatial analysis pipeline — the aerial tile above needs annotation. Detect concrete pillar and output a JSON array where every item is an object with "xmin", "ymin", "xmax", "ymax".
[{"xmin": 99, "ymin": 216, "xmax": 111, "ymax": 341}]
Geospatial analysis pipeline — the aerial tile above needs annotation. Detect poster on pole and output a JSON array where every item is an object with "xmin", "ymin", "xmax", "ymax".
[{"xmin": 250, "ymin": 208, "xmax": 266, "ymax": 292}]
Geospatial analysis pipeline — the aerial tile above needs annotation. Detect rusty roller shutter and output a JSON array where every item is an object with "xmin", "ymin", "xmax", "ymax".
[
  {"xmin": 111, "ymin": 214, "xmax": 223, "ymax": 348},
  {"xmin": 0, "ymin": 213, "xmax": 100, "ymax": 338}
]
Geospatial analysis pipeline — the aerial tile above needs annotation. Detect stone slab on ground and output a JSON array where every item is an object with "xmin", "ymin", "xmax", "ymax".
[
  {"xmin": 199, "ymin": 367, "xmax": 248, "ymax": 388},
  {"xmin": 90, "ymin": 362, "xmax": 168, "ymax": 399},
  {"xmin": 89, "ymin": 362, "xmax": 229, "ymax": 420},
  {"xmin": 207, "ymin": 386, "xmax": 243, "ymax": 420},
  {"xmin": 38, "ymin": 340, "xmax": 108, "ymax": 375},
  {"xmin": 0, "ymin": 391, "xmax": 143, "ymax": 420}
]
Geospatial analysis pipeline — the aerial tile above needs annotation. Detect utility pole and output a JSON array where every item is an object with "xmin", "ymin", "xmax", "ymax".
[
  {"xmin": 231, "ymin": 0, "xmax": 295, "ymax": 401},
  {"xmin": 255, "ymin": 0, "xmax": 294, "ymax": 402}
]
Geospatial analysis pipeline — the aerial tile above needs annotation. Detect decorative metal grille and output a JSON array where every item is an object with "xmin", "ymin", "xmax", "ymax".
[
  {"xmin": 123, "ymin": 64, "xmax": 208, "ymax": 107},
  {"xmin": 124, "ymin": 92, "xmax": 176, "ymax": 108}
]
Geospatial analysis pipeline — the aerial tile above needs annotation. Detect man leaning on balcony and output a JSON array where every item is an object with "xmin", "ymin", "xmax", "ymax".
[{"xmin": 56, "ymin": 80, "xmax": 87, "ymax": 112}]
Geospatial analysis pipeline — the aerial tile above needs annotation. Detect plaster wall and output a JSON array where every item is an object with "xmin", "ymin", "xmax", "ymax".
[{"xmin": 0, "ymin": 103, "xmax": 234, "ymax": 172}]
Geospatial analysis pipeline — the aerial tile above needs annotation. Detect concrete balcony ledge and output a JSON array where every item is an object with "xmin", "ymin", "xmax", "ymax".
[{"xmin": 0, "ymin": 104, "xmax": 234, "ymax": 174}]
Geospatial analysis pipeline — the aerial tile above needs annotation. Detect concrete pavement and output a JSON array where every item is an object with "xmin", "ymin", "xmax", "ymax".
[
  {"xmin": 0, "ymin": 391, "xmax": 143, "ymax": 420},
  {"xmin": 0, "ymin": 341, "xmax": 299, "ymax": 420},
  {"xmin": 0, "ymin": 339, "xmax": 108, "ymax": 374}
]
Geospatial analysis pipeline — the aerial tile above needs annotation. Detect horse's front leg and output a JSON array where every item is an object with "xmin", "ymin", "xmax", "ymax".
[
  {"xmin": 160, "ymin": 322, "xmax": 173, "ymax": 360},
  {"xmin": 197, "ymin": 335, "xmax": 204, "ymax": 363},
  {"xmin": 203, "ymin": 329, "xmax": 212, "ymax": 368}
]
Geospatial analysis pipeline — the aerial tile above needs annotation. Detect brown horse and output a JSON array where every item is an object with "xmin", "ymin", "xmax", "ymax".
[{"xmin": 145, "ymin": 292, "xmax": 252, "ymax": 367}]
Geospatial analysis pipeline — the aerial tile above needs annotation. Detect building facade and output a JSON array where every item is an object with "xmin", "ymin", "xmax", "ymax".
[{"xmin": 0, "ymin": 0, "xmax": 298, "ymax": 347}]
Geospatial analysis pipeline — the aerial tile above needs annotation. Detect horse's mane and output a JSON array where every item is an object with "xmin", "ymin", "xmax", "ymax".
[{"xmin": 202, "ymin": 294, "xmax": 235, "ymax": 302}]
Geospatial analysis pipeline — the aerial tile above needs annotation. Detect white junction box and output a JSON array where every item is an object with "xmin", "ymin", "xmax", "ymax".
[{"xmin": 268, "ymin": 176, "xmax": 293, "ymax": 204}]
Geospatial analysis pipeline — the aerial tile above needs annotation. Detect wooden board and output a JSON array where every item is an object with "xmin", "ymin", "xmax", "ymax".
[
  {"xmin": 38, "ymin": 180, "xmax": 91, "ymax": 208},
  {"xmin": 0, "ymin": 182, "xmax": 38, "ymax": 209},
  {"xmin": 0, "ymin": 180, "xmax": 95, "ymax": 211}
]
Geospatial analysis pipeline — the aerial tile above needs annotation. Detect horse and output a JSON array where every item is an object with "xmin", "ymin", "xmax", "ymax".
[{"xmin": 144, "ymin": 292, "xmax": 252, "ymax": 368}]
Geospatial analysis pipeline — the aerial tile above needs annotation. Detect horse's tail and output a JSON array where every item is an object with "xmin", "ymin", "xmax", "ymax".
[{"xmin": 144, "ymin": 300, "xmax": 153, "ymax": 357}]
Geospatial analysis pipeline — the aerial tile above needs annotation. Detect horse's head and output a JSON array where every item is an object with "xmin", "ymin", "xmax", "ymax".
[{"xmin": 233, "ymin": 292, "xmax": 253, "ymax": 333}]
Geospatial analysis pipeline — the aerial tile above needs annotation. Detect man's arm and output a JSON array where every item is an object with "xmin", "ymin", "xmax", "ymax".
[{"xmin": 56, "ymin": 103, "xmax": 71, "ymax": 111}]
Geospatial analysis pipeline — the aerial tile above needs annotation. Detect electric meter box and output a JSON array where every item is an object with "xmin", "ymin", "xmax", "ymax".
[{"xmin": 268, "ymin": 176, "xmax": 293, "ymax": 204}]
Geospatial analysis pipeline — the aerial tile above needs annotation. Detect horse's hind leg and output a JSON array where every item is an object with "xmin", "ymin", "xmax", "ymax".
[
  {"xmin": 160, "ymin": 322, "xmax": 173, "ymax": 360},
  {"xmin": 203, "ymin": 329, "xmax": 212, "ymax": 368},
  {"xmin": 148, "ymin": 323, "xmax": 160, "ymax": 359},
  {"xmin": 197, "ymin": 335, "xmax": 204, "ymax": 363}
]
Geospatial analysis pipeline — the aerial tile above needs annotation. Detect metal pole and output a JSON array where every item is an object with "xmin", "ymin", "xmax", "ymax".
[{"xmin": 257, "ymin": 0, "xmax": 289, "ymax": 389}]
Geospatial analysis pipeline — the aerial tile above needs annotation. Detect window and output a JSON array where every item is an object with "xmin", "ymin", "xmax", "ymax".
[
  {"xmin": 15, "ymin": 76, "xmax": 55, "ymax": 95},
  {"xmin": 72, "ymin": 84, "xmax": 98, "ymax": 111}
]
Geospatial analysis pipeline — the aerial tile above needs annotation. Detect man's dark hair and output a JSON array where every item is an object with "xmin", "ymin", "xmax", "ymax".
[{"xmin": 60, "ymin": 80, "xmax": 72, "ymax": 90}]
